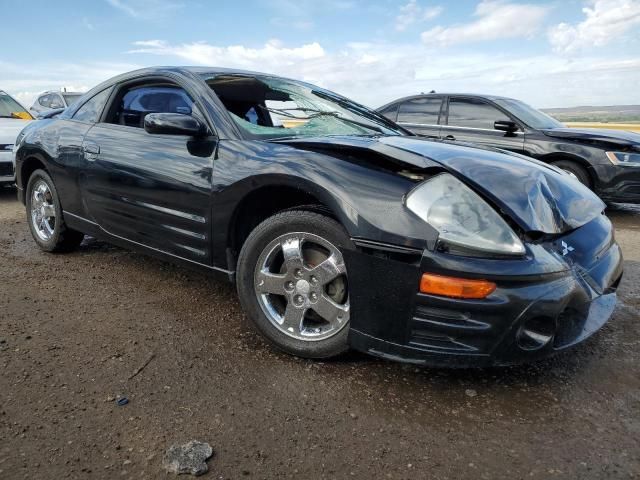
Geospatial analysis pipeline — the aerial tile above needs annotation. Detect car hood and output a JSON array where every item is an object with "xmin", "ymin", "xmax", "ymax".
[
  {"xmin": 542, "ymin": 127, "xmax": 640, "ymax": 148},
  {"xmin": 0, "ymin": 118, "xmax": 32, "ymax": 144},
  {"xmin": 276, "ymin": 135, "xmax": 605, "ymax": 235}
]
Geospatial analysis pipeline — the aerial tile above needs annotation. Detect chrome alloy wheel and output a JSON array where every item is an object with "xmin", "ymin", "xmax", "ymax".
[
  {"xmin": 30, "ymin": 180, "xmax": 56, "ymax": 241},
  {"xmin": 254, "ymin": 232, "xmax": 349, "ymax": 341}
]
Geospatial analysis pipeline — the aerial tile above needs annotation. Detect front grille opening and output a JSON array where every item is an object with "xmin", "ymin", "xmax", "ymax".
[{"xmin": 0, "ymin": 162, "xmax": 14, "ymax": 176}]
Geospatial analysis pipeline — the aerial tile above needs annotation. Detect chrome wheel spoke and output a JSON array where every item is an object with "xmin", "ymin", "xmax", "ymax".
[
  {"xmin": 30, "ymin": 180, "xmax": 56, "ymax": 241},
  {"xmin": 309, "ymin": 254, "xmax": 345, "ymax": 286},
  {"xmin": 281, "ymin": 237, "xmax": 304, "ymax": 271},
  {"xmin": 312, "ymin": 294, "xmax": 349, "ymax": 324},
  {"xmin": 254, "ymin": 232, "xmax": 349, "ymax": 342},
  {"xmin": 256, "ymin": 270, "xmax": 287, "ymax": 295},
  {"xmin": 42, "ymin": 204, "xmax": 56, "ymax": 218},
  {"xmin": 280, "ymin": 303, "xmax": 305, "ymax": 335}
]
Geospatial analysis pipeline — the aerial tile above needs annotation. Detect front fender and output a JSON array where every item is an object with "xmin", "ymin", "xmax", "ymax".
[{"xmin": 211, "ymin": 140, "xmax": 438, "ymax": 267}]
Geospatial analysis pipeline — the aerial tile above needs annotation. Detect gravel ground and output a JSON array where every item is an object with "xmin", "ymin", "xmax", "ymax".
[{"xmin": 1, "ymin": 186, "xmax": 639, "ymax": 479}]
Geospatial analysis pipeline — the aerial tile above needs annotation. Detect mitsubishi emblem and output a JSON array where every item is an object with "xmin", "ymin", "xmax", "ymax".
[{"xmin": 561, "ymin": 241, "xmax": 575, "ymax": 256}]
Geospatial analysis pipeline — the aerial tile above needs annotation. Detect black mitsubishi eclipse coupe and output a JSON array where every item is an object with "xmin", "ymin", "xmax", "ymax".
[{"xmin": 14, "ymin": 67, "xmax": 623, "ymax": 367}]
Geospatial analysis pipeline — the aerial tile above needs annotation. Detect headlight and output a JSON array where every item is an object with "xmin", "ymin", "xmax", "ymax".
[
  {"xmin": 405, "ymin": 173, "xmax": 525, "ymax": 256},
  {"xmin": 606, "ymin": 151, "xmax": 640, "ymax": 167}
]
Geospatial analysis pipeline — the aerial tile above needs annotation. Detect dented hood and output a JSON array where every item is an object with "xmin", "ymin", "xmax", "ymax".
[{"xmin": 277, "ymin": 135, "xmax": 605, "ymax": 235}]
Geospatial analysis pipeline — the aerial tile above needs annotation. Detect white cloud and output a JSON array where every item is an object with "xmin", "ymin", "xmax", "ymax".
[
  {"xmin": 4, "ymin": 37, "xmax": 639, "ymax": 110},
  {"xmin": 0, "ymin": 60, "xmax": 140, "ymax": 107},
  {"xmin": 421, "ymin": 0, "xmax": 550, "ymax": 46},
  {"xmin": 121, "ymin": 39, "xmax": 640, "ymax": 108},
  {"xmin": 395, "ymin": 1, "xmax": 443, "ymax": 31},
  {"xmin": 128, "ymin": 39, "xmax": 326, "ymax": 68},
  {"xmin": 548, "ymin": 0, "xmax": 640, "ymax": 53}
]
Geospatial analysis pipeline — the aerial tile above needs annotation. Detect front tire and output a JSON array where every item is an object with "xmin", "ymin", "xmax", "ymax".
[
  {"xmin": 236, "ymin": 210, "xmax": 353, "ymax": 359},
  {"xmin": 26, "ymin": 169, "xmax": 84, "ymax": 252},
  {"xmin": 552, "ymin": 160, "xmax": 591, "ymax": 189}
]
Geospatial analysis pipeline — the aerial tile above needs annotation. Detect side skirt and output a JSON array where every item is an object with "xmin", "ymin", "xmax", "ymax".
[{"xmin": 63, "ymin": 210, "xmax": 234, "ymax": 282}]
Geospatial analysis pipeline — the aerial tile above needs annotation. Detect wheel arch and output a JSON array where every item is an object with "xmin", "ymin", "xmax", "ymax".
[
  {"xmin": 541, "ymin": 153, "xmax": 595, "ymax": 187},
  {"xmin": 18, "ymin": 155, "xmax": 49, "ymax": 202},
  {"xmin": 222, "ymin": 175, "xmax": 349, "ymax": 270}
]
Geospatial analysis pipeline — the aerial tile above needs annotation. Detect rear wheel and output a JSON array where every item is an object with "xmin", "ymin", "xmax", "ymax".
[
  {"xmin": 236, "ymin": 210, "xmax": 352, "ymax": 359},
  {"xmin": 26, "ymin": 169, "xmax": 84, "ymax": 252},
  {"xmin": 552, "ymin": 160, "xmax": 591, "ymax": 188}
]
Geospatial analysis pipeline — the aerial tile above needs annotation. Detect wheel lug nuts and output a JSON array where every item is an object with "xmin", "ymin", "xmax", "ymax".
[
  {"xmin": 286, "ymin": 281, "xmax": 294, "ymax": 290},
  {"xmin": 295, "ymin": 269, "xmax": 303, "ymax": 278},
  {"xmin": 294, "ymin": 295, "xmax": 304, "ymax": 305},
  {"xmin": 310, "ymin": 292, "xmax": 318, "ymax": 302},
  {"xmin": 310, "ymin": 276, "xmax": 318, "ymax": 285}
]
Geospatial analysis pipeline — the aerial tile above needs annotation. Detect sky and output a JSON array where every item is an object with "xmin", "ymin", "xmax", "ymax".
[{"xmin": 1, "ymin": 0, "xmax": 639, "ymax": 109}]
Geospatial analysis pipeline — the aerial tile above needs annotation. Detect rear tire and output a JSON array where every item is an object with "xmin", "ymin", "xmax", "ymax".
[
  {"xmin": 26, "ymin": 169, "xmax": 84, "ymax": 252},
  {"xmin": 552, "ymin": 160, "xmax": 591, "ymax": 188},
  {"xmin": 236, "ymin": 210, "xmax": 353, "ymax": 359}
]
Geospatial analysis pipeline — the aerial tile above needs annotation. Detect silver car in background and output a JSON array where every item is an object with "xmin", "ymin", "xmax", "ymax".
[{"xmin": 30, "ymin": 90, "xmax": 83, "ymax": 116}]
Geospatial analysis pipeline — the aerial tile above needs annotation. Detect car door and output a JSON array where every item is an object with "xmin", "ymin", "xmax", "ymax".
[
  {"xmin": 51, "ymin": 87, "xmax": 114, "ymax": 215},
  {"xmin": 395, "ymin": 96, "xmax": 443, "ymax": 138},
  {"xmin": 80, "ymin": 80, "xmax": 216, "ymax": 265},
  {"xmin": 442, "ymin": 96, "xmax": 525, "ymax": 153}
]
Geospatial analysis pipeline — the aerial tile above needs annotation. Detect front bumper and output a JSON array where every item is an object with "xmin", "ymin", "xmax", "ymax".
[
  {"xmin": 0, "ymin": 150, "xmax": 15, "ymax": 184},
  {"xmin": 593, "ymin": 163, "xmax": 640, "ymax": 203},
  {"xmin": 346, "ymin": 216, "xmax": 623, "ymax": 367}
]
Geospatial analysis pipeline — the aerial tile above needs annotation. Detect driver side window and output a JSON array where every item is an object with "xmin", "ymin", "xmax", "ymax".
[{"xmin": 105, "ymin": 84, "xmax": 196, "ymax": 129}]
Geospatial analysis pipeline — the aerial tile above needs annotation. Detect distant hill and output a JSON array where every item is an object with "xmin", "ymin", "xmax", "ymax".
[{"xmin": 541, "ymin": 105, "xmax": 640, "ymax": 123}]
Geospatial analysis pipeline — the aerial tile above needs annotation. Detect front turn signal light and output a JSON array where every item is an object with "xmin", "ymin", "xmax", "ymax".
[{"xmin": 420, "ymin": 273, "xmax": 496, "ymax": 299}]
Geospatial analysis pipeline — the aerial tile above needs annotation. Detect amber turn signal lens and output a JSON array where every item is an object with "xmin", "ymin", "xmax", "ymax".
[{"xmin": 420, "ymin": 273, "xmax": 496, "ymax": 299}]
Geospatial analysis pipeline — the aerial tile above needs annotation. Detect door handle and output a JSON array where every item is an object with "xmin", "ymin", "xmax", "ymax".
[
  {"xmin": 83, "ymin": 143, "xmax": 100, "ymax": 161},
  {"xmin": 444, "ymin": 135, "xmax": 456, "ymax": 141}
]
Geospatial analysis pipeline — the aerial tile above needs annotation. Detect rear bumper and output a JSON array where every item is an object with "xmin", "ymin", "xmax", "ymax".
[
  {"xmin": 593, "ymin": 163, "xmax": 640, "ymax": 203},
  {"xmin": 345, "ymin": 223, "xmax": 623, "ymax": 367}
]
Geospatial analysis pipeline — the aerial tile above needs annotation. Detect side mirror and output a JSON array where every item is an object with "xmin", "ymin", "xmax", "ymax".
[
  {"xmin": 144, "ymin": 113, "xmax": 208, "ymax": 137},
  {"xmin": 494, "ymin": 120, "xmax": 518, "ymax": 133}
]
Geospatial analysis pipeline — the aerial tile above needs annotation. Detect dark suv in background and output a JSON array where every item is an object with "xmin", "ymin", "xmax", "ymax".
[{"xmin": 378, "ymin": 94, "xmax": 640, "ymax": 204}]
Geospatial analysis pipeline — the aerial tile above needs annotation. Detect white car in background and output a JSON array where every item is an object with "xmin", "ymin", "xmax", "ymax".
[
  {"xmin": 0, "ymin": 90, "xmax": 33, "ymax": 186},
  {"xmin": 30, "ymin": 90, "xmax": 83, "ymax": 116}
]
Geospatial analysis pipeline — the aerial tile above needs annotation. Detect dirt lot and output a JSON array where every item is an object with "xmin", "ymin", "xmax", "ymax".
[{"xmin": 1, "ymin": 186, "xmax": 639, "ymax": 480}]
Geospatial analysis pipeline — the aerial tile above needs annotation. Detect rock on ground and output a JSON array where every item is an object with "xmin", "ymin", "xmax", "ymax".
[{"xmin": 163, "ymin": 440, "xmax": 213, "ymax": 476}]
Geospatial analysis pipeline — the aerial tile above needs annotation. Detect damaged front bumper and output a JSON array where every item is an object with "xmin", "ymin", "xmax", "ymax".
[
  {"xmin": 345, "ymin": 214, "xmax": 623, "ymax": 367},
  {"xmin": 593, "ymin": 163, "xmax": 640, "ymax": 204}
]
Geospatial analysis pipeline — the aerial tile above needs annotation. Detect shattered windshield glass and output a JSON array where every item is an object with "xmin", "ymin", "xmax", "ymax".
[{"xmin": 203, "ymin": 74, "xmax": 405, "ymax": 138}]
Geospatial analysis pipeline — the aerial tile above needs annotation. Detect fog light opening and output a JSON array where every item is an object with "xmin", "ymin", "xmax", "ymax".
[{"xmin": 517, "ymin": 316, "xmax": 556, "ymax": 351}]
